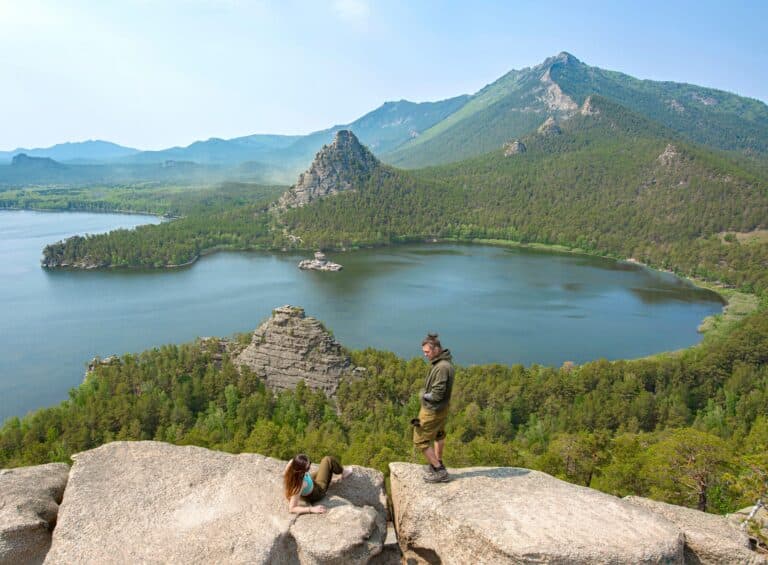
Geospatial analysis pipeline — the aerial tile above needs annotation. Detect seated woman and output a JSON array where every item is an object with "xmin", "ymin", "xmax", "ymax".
[{"xmin": 283, "ymin": 453, "xmax": 351, "ymax": 514}]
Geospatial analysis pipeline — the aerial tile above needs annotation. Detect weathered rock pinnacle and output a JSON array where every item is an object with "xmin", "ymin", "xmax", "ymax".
[
  {"xmin": 234, "ymin": 305, "xmax": 360, "ymax": 396},
  {"xmin": 277, "ymin": 130, "xmax": 379, "ymax": 209}
]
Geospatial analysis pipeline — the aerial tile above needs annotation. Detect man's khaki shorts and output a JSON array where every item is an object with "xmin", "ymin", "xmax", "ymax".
[{"xmin": 413, "ymin": 406, "xmax": 448, "ymax": 450}]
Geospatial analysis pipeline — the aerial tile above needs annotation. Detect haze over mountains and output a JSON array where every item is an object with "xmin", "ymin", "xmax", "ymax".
[{"xmin": 2, "ymin": 52, "xmax": 766, "ymax": 186}]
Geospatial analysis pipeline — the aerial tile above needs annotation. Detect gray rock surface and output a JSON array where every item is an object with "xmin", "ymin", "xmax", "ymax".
[
  {"xmin": 580, "ymin": 95, "xmax": 600, "ymax": 116},
  {"xmin": 278, "ymin": 130, "xmax": 379, "ymax": 209},
  {"xmin": 503, "ymin": 140, "xmax": 526, "ymax": 156},
  {"xmin": 0, "ymin": 463, "xmax": 69, "ymax": 565},
  {"xmin": 298, "ymin": 252, "xmax": 343, "ymax": 272},
  {"xmin": 537, "ymin": 116, "xmax": 562, "ymax": 136},
  {"xmin": 657, "ymin": 143, "xmax": 681, "ymax": 167},
  {"xmin": 45, "ymin": 441, "xmax": 386, "ymax": 564},
  {"xmin": 538, "ymin": 63, "xmax": 579, "ymax": 113},
  {"xmin": 625, "ymin": 496, "xmax": 765, "ymax": 564},
  {"xmin": 389, "ymin": 463, "xmax": 684, "ymax": 564},
  {"xmin": 728, "ymin": 505, "xmax": 768, "ymax": 552},
  {"xmin": 235, "ymin": 305, "xmax": 360, "ymax": 396}
]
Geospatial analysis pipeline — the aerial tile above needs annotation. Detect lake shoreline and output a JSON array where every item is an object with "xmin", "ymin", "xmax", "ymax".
[{"xmin": 0, "ymin": 209, "xmax": 730, "ymax": 422}]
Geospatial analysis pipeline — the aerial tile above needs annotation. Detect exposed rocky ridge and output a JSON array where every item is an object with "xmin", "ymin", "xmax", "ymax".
[
  {"xmin": 537, "ymin": 116, "xmax": 563, "ymax": 136},
  {"xmin": 539, "ymin": 65, "xmax": 579, "ymax": 114},
  {"xmin": 44, "ymin": 442, "xmax": 387, "ymax": 564},
  {"xmin": 580, "ymin": 94, "xmax": 600, "ymax": 116},
  {"xmin": 624, "ymin": 496, "xmax": 764, "ymax": 564},
  {"xmin": 657, "ymin": 143, "xmax": 682, "ymax": 167},
  {"xmin": 0, "ymin": 463, "xmax": 69, "ymax": 565},
  {"xmin": 234, "ymin": 305, "xmax": 361, "ymax": 396},
  {"xmin": 277, "ymin": 130, "xmax": 380, "ymax": 209}
]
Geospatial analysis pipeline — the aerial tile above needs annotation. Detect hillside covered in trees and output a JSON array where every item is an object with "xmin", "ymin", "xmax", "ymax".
[
  {"xmin": 4, "ymin": 69, "xmax": 767, "ymax": 520},
  {"xmin": 1, "ymin": 301, "xmax": 767, "ymax": 516},
  {"xmin": 36, "ymin": 97, "xmax": 768, "ymax": 294}
]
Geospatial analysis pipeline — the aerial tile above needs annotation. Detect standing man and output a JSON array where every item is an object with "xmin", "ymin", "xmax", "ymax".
[{"xmin": 414, "ymin": 333, "xmax": 454, "ymax": 483}]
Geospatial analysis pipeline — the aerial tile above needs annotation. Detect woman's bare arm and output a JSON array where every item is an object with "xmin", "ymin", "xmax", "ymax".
[{"xmin": 288, "ymin": 493, "xmax": 326, "ymax": 514}]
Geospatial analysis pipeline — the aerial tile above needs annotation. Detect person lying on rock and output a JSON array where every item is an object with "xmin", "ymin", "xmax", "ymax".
[
  {"xmin": 283, "ymin": 453, "xmax": 351, "ymax": 514},
  {"xmin": 414, "ymin": 333, "xmax": 455, "ymax": 483}
]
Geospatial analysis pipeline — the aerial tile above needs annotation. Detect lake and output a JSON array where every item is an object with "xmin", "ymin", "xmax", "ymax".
[{"xmin": 0, "ymin": 210, "xmax": 724, "ymax": 423}]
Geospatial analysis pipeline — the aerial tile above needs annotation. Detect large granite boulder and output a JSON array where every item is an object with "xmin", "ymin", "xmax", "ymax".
[
  {"xmin": 389, "ymin": 463, "xmax": 684, "ymax": 564},
  {"xmin": 0, "ymin": 462, "xmax": 69, "ymax": 565},
  {"xmin": 235, "ymin": 305, "xmax": 361, "ymax": 396},
  {"xmin": 625, "ymin": 496, "xmax": 766, "ymax": 564},
  {"xmin": 45, "ymin": 441, "xmax": 386, "ymax": 564}
]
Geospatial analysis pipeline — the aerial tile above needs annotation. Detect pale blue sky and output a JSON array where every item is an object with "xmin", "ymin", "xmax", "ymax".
[{"xmin": 2, "ymin": 0, "xmax": 766, "ymax": 150}]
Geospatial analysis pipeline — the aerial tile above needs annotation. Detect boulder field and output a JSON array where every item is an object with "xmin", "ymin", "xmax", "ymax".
[{"xmin": 2, "ymin": 442, "xmax": 766, "ymax": 564}]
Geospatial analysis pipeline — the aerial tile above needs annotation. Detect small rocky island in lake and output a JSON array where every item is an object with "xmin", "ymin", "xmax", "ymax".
[{"xmin": 298, "ymin": 251, "xmax": 342, "ymax": 271}]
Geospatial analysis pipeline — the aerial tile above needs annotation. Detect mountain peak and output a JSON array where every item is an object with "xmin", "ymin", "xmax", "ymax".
[
  {"xmin": 556, "ymin": 51, "xmax": 579, "ymax": 63},
  {"xmin": 11, "ymin": 153, "xmax": 65, "ymax": 169},
  {"xmin": 277, "ymin": 130, "xmax": 379, "ymax": 209},
  {"xmin": 539, "ymin": 51, "xmax": 581, "ymax": 69}
]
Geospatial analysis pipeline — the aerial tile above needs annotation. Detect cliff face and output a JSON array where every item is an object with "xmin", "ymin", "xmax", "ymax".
[
  {"xmin": 277, "ymin": 130, "xmax": 380, "ymax": 209},
  {"xmin": 234, "ymin": 305, "xmax": 361, "ymax": 396}
]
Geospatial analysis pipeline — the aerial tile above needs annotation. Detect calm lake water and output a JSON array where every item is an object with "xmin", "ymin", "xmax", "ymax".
[{"xmin": 0, "ymin": 210, "xmax": 724, "ymax": 422}]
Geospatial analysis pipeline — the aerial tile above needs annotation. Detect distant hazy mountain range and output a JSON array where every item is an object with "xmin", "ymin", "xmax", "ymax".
[{"xmin": 2, "ymin": 52, "xmax": 766, "ymax": 186}]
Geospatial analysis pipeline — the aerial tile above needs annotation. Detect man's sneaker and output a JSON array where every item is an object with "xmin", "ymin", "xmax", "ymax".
[{"xmin": 423, "ymin": 466, "xmax": 449, "ymax": 483}]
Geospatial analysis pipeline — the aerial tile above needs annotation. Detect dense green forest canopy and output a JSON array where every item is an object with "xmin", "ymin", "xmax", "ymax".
[{"xmin": 1, "ymin": 305, "xmax": 767, "ymax": 515}]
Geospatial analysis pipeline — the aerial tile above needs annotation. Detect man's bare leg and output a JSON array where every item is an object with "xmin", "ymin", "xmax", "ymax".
[
  {"xmin": 422, "ymin": 445, "xmax": 441, "ymax": 467},
  {"xmin": 434, "ymin": 438, "xmax": 445, "ymax": 466}
]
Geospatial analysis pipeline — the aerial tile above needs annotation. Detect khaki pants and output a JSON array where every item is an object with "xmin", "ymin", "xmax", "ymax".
[
  {"xmin": 304, "ymin": 455, "xmax": 343, "ymax": 503},
  {"xmin": 413, "ymin": 406, "xmax": 449, "ymax": 450}
]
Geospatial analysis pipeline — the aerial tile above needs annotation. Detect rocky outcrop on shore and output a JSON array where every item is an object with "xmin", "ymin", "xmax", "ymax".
[
  {"xmin": 298, "ymin": 251, "xmax": 343, "ymax": 271},
  {"xmin": 45, "ymin": 442, "xmax": 387, "ymax": 564},
  {"xmin": 277, "ymin": 130, "xmax": 380, "ymax": 209},
  {"xmin": 234, "ymin": 305, "xmax": 361, "ymax": 396},
  {"xmin": 0, "ymin": 462, "xmax": 69, "ymax": 565}
]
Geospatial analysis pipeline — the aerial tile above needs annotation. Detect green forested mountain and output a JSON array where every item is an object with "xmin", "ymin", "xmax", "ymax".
[
  {"xmin": 40, "ymin": 98, "xmax": 768, "ymax": 294},
  {"xmin": 386, "ymin": 52, "xmax": 768, "ymax": 168},
  {"xmin": 7, "ymin": 53, "xmax": 766, "ymax": 185},
  {"xmin": 284, "ymin": 97, "xmax": 768, "ymax": 292}
]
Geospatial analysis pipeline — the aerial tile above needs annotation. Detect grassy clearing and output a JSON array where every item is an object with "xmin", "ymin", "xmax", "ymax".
[{"xmin": 718, "ymin": 229, "xmax": 768, "ymax": 244}]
